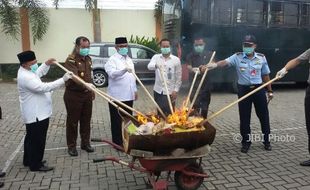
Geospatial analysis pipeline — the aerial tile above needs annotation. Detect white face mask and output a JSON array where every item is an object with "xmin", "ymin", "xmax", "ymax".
[{"xmin": 30, "ymin": 63, "xmax": 39, "ymax": 73}]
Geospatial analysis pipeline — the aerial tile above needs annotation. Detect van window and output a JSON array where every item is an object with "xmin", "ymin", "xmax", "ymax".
[
  {"xmin": 108, "ymin": 47, "xmax": 117, "ymax": 57},
  {"xmin": 130, "ymin": 47, "xmax": 153, "ymax": 59},
  {"xmin": 212, "ymin": 0, "xmax": 232, "ymax": 25},
  {"xmin": 89, "ymin": 46, "xmax": 100, "ymax": 57},
  {"xmin": 235, "ymin": 0, "xmax": 266, "ymax": 26},
  {"xmin": 301, "ymin": 4, "xmax": 310, "ymax": 28}
]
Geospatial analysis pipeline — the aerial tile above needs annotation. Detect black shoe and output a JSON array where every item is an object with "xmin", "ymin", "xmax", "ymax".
[
  {"xmin": 24, "ymin": 160, "xmax": 46, "ymax": 167},
  {"xmin": 0, "ymin": 171, "xmax": 5, "ymax": 178},
  {"xmin": 0, "ymin": 182, "xmax": 4, "ymax": 188},
  {"xmin": 68, "ymin": 147, "xmax": 78, "ymax": 156},
  {"xmin": 81, "ymin": 145, "xmax": 94, "ymax": 153},
  {"xmin": 264, "ymin": 144, "xmax": 272, "ymax": 151},
  {"xmin": 241, "ymin": 144, "xmax": 251, "ymax": 153},
  {"xmin": 31, "ymin": 165, "xmax": 54, "ymax": 172},
  {"xmin": 300, "ymin": 159, "xmax": 310, "ymax": 166}
]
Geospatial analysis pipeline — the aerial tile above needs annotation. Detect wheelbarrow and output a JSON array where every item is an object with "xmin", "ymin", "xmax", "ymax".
[{"xmin": 92, "ymin": 138, "xmax": 211, "ymax": 190}]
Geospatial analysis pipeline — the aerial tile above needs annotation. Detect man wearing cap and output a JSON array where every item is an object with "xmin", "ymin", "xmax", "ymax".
[
  {"xmin": 186, "ymin": 37, "xmax": 213, "ymax": 118},
  {"xmin": 277, "ymin": 49, "xmax": 310, "ymax": 166},
  {"xmin": 17, "ymin": 50, "xmax": 72, "ymax": 171},
  {"xmin": 203, "ymin": 34, "xmax": 273, "ymax": 153},
  {"xmin": 148, "ymin": 39, "xmax": 182, "ymax": 115},
  {"xmin": 64, "ymin": 36, "xmax": 95, "ymax": 156},
  {"xmin": 104, "ymin": 37, "xmax": 137, "ymax": 146}
]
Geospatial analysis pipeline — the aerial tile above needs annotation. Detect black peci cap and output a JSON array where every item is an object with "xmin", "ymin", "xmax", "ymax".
[
  {"xmin": 17, "ymin": 51, "xmax": 36, "ymax": 65},
  {"xmin": 243, "ymin": 34, "xmax": 256, "ymax": 44},
  {"xmin": 115, "ymin": 37, "xmax": 128, "ymax": 44}
]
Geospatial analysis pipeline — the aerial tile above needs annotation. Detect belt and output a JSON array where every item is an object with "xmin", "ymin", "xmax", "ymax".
[{"xmin": 238, "ymin": 84, "xmax": 261, "ymax": 89}]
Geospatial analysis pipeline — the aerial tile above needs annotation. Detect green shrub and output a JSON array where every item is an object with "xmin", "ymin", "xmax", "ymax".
[{"xmin": 129, "ymin": 35, "xmax": 160, "ymax": 53}]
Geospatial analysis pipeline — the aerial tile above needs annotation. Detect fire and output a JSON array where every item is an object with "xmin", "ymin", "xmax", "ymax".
[
  {"xmin": 137, "ymin": 113, "xmax": 160, "ymax": 125},
  {"xmin": 167, "ymin": 106, "xmax": 188, "ymax": 127},
  {"xmin": 137, "ymin": 114, "xmax": 148, "ymax": 124}
]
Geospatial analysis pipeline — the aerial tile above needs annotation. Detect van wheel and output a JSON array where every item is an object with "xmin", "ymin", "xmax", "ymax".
[{"xmin": 93, "ymin": 70, "xmax": 108, "ymax": 87}]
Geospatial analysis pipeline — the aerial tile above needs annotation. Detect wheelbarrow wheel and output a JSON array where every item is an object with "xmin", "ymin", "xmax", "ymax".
[{"xmin": 174, "ymin": 163, "xmax": 204, "ymax": 190}]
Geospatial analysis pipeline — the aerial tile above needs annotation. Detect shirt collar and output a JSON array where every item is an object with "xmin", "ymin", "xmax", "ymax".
[
  {"xmin": 115, "ymin": 52, "xmax": 128, "ymax": 60},
  {"xmin": 160, "ymin": 54, "xmax": 172, "ymax": 59},
  {"xmin": 243, "ymin": 52, "xmax": 257, "ymax": 60}
]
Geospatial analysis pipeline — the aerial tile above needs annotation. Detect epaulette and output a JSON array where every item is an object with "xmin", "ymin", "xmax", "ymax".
[
  {"xmin": 256, "ymin": 53, "xmax": 265, "ymax": 57},
  {"xmin": 67, "ymin": 54, "xmax": 75, "ymax": 63}
]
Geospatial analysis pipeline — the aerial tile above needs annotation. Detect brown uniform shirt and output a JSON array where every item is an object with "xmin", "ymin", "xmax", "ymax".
[{"xmin": 64, "ymin": 54, "xmax": 93, "ymax": 91}]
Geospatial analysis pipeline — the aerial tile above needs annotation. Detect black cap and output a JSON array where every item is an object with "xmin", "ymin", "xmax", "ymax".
[
  {"xmin": 17, "ymin": 51, "xmax": 36, "ymax": 65},
  {"xmin": 115, "ymin": 37, "xmax": 128, "ymax": 44},
  {"xmin": 243, "ymin": 34, "xmax": 256, "ymax": 44}
]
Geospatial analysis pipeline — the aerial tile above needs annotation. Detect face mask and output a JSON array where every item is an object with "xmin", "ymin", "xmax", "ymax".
[
  {"xmin": 30, "ymin": 63, "xmax": 39, "ymax": 73},
  {"xmin": 194, "ymin": 45, "xmax": 205, "ymax": 53},
  {"xmin": 79, "ymin": 48, "xmax": 90, "ymax": 56},
  {"xmin": 118, "ymin": 47, "xmax": 128, "ymax": 56},
  {"xmin": 161, "ymin": 47, "xmax": 171, "ymax": 55},
  {"xmin": 243, "ymin": 47, "xmax": 254, "ymax": 55}
]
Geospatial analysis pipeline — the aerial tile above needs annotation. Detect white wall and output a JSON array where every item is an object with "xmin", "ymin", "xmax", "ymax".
[
  {"xmin": 101, "ymin": 9, "xmax": 155, "ymax": 42},
  {"xmin": 0, "ymin": 8, "xmax": 155, "ymax": 64}
]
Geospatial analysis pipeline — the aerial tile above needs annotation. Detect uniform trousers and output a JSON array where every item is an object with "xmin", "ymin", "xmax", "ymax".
[
  {"xmin": 304, "ymin": 85, "xmax": 310, "ymax": 154},
  {"xmin": 23, "ymin": 118, "xmax": 49, "ymax": 170},
  {"xmin": 237, "ymin": 84, "xmax": 270, "ymax": 145},
  {"xmin": 64, "ymin": 89, "xmax": 93, "ymax": 148},
  {"xmin": 154, "ymin": 91, "xmax": 175, "ymax": 116},
  {"xmin": 108, "ymin": 101, "xmax": 133, "ymax": 146}
]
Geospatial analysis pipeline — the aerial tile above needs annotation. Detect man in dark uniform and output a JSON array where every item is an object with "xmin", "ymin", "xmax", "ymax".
[
  {"xmin": 186, "ymin": 37, "xmax": 213, "ymax": 118},
  {"xmin": 277, "ymin": 49, "xmax": 310, "ymax": 166},
  {"xmin": 204, "ymin": 34, "xmax": 274, "ymax": 153},
  {"xmin": 64, "ymin": 36, "xmax": 95, "ymax": 156}
]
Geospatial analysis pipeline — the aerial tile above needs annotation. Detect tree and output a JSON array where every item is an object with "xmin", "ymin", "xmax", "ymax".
[
  {"xmin": 0, "ymin": 0, "xmax": 49, "ymax": 46},
  {"xmin": 54, "ymin": 0, "xmax": 101, "ymax": 42},
  {"xmin": 154, "ymin": 0, "xmax": 163, "ymax": 40}
]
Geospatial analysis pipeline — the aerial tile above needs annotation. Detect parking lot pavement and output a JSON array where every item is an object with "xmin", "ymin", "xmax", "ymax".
[{"xmin": 0, "ymin": 82, "xmax": 310, "ymax": 190}]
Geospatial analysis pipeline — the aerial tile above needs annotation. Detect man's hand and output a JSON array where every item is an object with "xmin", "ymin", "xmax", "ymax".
[
  {"xmin": 134, "ymin": 92, "xmax": 138, "ymax": 101},
  {"xmin": 127, "ymin": 66, "xmax": 133, "ymax": 73},
  {"xmin": 276, "ymin": 67, "xmax": 287, "ymax": 79},
  {"xmin": 62, "ymin": 71, "xmax": 73, "ymax": 82},
  {"xmin": 206, "ymin": 62, "xmax": 218, "ymax": 70},
  {"xmin": 192, "ymin": 67, "xmax": 200, "ymax": 74},
  {"xmin": 199, "ymin": 65, "xmax": 207, "ymax": 73},
  {"xmin": 155, "ymin": 62, "xmax": 163, "ymax": 69},
  {"xmin": 171, "ymin": 91, "xmax": 177, "ymax": 101},
  {"xmin": 45, "ymin": 58, "xmax": 56, "ymax": 65},
  {"xmin": 267, "ymin": 91, "xmax": 274, "ymax": 103}
]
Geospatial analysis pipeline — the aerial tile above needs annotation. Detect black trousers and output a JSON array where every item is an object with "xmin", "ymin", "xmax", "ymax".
[
  {"xmin": 23, "ymin": 118, "xmax": 49, "ymax": 170},
  {"xmin": 154, "ymin": 91, "xmax": 175, "ymax": 116},
  {"xmin": 108, "ymin": 101, "xmax": 133, "ymax": 146},
  {"xmin": 238, "ymin": 85, "xmax": 270, "ymax": 145},
  {"xmin": 190, "ymin": 89, "xmax": 211, "ymax": 118},
  {"xmin": 304, "ymin": 85, "xmax": 310, "ymax": 154}
]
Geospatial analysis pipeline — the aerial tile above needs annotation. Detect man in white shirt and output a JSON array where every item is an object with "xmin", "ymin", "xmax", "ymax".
[
  {"xmin": 148, "ymin": 39, "xmax": 182, "ymax": 115},
  {"xmin": 104, "ymin": 37, "xmax": 137, "ymax": 146},
  {"xmin": 17, "ymin": 51, "xmax": 72, "ymax": 172}
]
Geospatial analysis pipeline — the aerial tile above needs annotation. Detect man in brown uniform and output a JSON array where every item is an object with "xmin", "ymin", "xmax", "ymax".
[{"xmin": 64, "ymin": 36, "xmax": 95, "ymax": 156}]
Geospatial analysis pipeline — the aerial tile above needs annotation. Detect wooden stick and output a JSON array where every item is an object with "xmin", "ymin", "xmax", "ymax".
[
  {"xmin": 188, "ymin": 51, "xmax": 216, "ymax": 116},
  {"xmin": 53, "ymin": 61, "xmax": 139, "ymax": 122},
  {"xmin": 158, "ymin": 65, "xmax": 174, "ymax": 114},
  {"xmin": 185, "ymin": 70, "xmax": 199, "ymax": 108},
  {"xmin": 131, "ymin": 71, "xmax": 166, "ymax": 119},
  {"xmin": 201, "ymin": 77, "xmax": 279, "ymax": 125}
]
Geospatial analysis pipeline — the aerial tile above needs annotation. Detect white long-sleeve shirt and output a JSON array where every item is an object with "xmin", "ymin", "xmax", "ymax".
[
  {"xmin": 17, "ymin": 63, "xmax": 65, "ymax": 124},
  {"xmin": 104, "ymin": 52, "xmax": 137, "ymax": 101},
  {"xmin": 147, "ymin": 54, "xmax": 182, "ymax": 95}
]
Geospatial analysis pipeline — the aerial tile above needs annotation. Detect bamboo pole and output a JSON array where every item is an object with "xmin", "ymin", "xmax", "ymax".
[
  {"xmin": 158, "ymin": 65, "xmax": 174, "ymax": 114},
  {"xmin": 200, "ymin": 77, "xmax": 279, "ymax": 125},
  {"xmin": 53, "ymin": 61, "xmax": 139, "ymax": 122},
  {"xmin": 188, "ymin": 51, "xmax": 216, "ymax": 116},
  {"xmin": 131, "ymin": 71, "xmax": 166, "ymax": 119},
  {"xmin": 184, "ymin": 70, "xmax": 199, "ymax": 108}
]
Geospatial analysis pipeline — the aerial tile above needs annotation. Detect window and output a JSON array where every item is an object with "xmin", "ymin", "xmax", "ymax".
[
  {"xmin": 191, "ymin": 0, "xmax": 209, "ymax": 24},
  {"xmin": 130, "ymin": 47, "xmax": 153, "ymax": 59},
  {"xmin": 301, "ymin": 4, "xmax": 310, "ymax": 28},
  {"xmin": 211, "ymin": 0, "xmax": 232, "ymax": 25},
  {"xmin": 270, "ymin": 2, "xmax": 298, "ymax": 27},
  {"xmin": 234, "ymin": 0, "xmax": 266, "ymax": 25},
  {"xmin": 89, "ymin": 46, "xmax": 100, "ymax": 57},
  {"xmin": 107, "ymin": 47, "xmax": 117, "ymax": 57}
]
